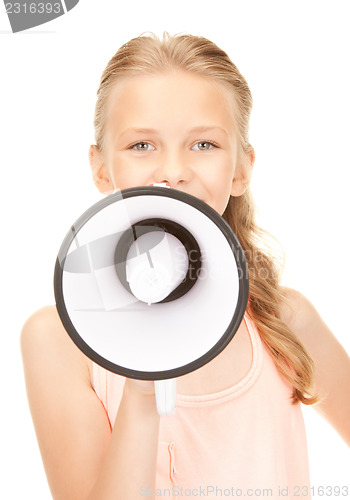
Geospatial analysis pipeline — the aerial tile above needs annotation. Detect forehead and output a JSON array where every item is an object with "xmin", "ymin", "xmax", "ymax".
[{"xmin": 105, "ymin": 71, "xmax": 237, "ymax": 137}]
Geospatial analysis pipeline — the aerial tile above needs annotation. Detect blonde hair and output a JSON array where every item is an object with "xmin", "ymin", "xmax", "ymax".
[{"xmin": 93, "ymin": 32, "xmax": 317, "ymax": 404}]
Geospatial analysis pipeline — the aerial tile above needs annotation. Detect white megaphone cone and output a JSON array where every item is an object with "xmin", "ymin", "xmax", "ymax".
[
  {"xmin": 54, "ymin": 186, "xmax": 249, "ymax": 416},
  {"xmin": 126, "ymin": 229, "xmax": 188, "ymax": 415}
]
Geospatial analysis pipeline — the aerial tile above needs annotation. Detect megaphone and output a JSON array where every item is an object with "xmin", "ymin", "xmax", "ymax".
[{"xmin": 54, "ymin": 186, "xmax": 248, "ymax": 415}]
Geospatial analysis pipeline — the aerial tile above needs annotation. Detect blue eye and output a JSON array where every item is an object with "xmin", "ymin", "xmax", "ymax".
[
  {"xmin": 192, "ymin": 141, "xmax": 217, "ymax": 151},
  {"xmin": 130, "ymin": 142, "xmax": 155, "ymax": 151}
]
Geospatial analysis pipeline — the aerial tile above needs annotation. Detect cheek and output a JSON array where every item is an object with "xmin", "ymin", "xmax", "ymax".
[
  {"xmin": 108, "ymin": 155, "xmax": 152, "ymax": 189},
  {"xmin": 205, "ymin": 163, "xmax": 234, "ymax": 214},
  {"xmin": 206, "ymin": 159, "xmax": 235, "ymax": 190},
  {"xmin": 211, "ymin": 196, "xmax": 231, "ymax": 216}
]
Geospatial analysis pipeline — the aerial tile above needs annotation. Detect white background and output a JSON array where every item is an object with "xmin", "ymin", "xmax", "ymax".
[{"xmin": 1, "ymin": 0, "xmax": 349, "ymax": 498}]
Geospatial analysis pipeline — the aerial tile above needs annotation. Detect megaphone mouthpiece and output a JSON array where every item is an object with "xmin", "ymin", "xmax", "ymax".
[{"xmin": 126, "ymin": 231, "xmax": 188, "ymax": 305}]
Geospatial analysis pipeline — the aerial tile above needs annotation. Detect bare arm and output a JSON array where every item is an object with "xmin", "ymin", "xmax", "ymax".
[
  {"xmin": 280, "ymin": 288, "xmax": 350, "ymax": 446},
  {"xmin": 21, "ymin": 306, "xmax": 160, "ymax": 500},
  {"xmin": 87, "ymin": 380, "xmax": 160, "ymax": 500}
]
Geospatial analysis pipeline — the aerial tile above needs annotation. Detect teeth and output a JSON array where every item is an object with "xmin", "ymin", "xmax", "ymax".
[{"xmin": 149, "ymin": 182, "xmax": 171, "ymax": 188}]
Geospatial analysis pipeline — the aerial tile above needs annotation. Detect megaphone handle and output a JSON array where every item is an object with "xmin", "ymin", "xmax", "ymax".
[{"xmin": 154, "ymin": 379, "xmax": 177, "ymax": 416}]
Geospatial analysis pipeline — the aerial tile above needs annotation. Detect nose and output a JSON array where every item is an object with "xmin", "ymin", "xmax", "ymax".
[{"xmin": 153, "ymin": 152, "xmax": 192, "ymax": 187}]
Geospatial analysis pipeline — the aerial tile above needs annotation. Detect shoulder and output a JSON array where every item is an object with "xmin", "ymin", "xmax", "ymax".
[
  {"xmin": 20, "ymin": 307, "xmax": 112, "ymax": 498},
  {"xmin": 21, "ymin": 305, "xmax": 67, "ymax": 352},
  {"xmin": 278, "ymin": 287, "xmax": 320, "ymax": 340},
  {"xmin": 278, "ymin": 286, "xmax": 346, "ymax": 359},
  {"xmin": 21, "ymin": 305, "xmax": 61, "ymax": 335},
  {"xmin": 279, "ymin": 287, "xmax": 350, "ymax": 444},
  {"xmin": 21, "ymin": 305, "xmax": 92, "ymax": 384},
  {"xmin": 21, "ymin": 305, "xmax": 61, "ymax": 355}
]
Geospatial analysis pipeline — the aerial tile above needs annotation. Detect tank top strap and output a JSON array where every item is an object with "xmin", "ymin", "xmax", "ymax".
[
  {"xmin": 177, "ymin": 313, "xmax": 263, "ymax": 406},
  {"xmin": 92, "ymin": 313, "xmax": 264, "ymax": 410}
]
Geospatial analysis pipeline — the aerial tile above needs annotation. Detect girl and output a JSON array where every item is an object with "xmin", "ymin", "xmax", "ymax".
[{"xmin": 21, "ymin": 33, "xmax": 350, "ymax": 500}]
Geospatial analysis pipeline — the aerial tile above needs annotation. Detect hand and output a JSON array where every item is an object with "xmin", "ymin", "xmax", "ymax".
[
  {"xmin": 124, "ymin": 378, "xmax": 156, "ymax": 397},
  {"xmin": 122, "ymin": 379, "xmax": 159, "ymax": 416}
]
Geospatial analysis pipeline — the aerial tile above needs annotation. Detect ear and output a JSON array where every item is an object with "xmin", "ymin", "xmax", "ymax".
[
  {"xmin": 88, "ymin": 145, "xmax": 114, "ymax": 194},
  {"xmin": 230, "ymin": 146, "xmax": 255, "ymax": 197}
]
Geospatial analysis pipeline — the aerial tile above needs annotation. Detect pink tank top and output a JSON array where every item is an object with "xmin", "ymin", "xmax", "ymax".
[{"xmin": 92, "ymin": 315, "xmax": 311, "ymax": 499}]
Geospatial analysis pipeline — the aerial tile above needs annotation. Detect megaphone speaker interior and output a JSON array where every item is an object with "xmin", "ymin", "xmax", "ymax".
[{"xmin": 54, "ymin": 187, "xmax": 249, "ymax": 415}]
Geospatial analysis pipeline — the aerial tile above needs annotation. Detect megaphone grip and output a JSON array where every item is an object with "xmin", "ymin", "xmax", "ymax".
[{"xmin": 154, "ymin": 379, "xmax": 177, "ymax": 416}]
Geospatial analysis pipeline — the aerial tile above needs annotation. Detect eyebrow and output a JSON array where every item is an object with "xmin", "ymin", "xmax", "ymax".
[
  {"xmin": 187, "ymin": 126, "xmax": 229, "ymax": 136},
  {"xmin": 119, "ymin": 128, "xmax": 159, "ymax": 139},
  {"xmin": 119, "ymin": 126, "xmax": 229, "ymax": 138}
]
